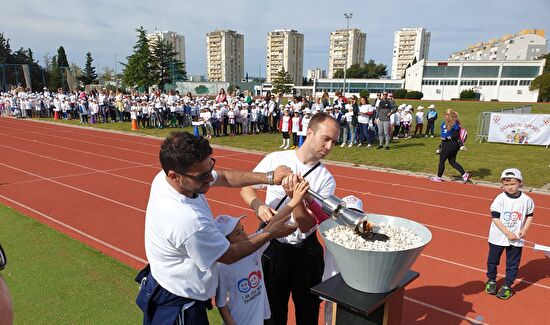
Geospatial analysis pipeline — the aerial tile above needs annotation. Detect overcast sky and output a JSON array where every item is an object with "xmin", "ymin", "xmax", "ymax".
[{"xmin": 3, "ymin": 0, "xmax": 549, "ymax": 77}]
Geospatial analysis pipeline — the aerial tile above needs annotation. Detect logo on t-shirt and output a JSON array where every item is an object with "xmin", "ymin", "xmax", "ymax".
[
  {"xmin": 502, "ymin": 211, "xmax": 523, "ymax": 228},
  {"xmin": 237, "ymin": 270, "xmax": 263, "ymax": 293}
]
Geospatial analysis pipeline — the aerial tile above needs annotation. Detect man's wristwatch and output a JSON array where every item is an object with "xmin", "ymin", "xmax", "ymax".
[{"xmin": 266, "ymin": 171, "xmax": 274, "ymax": 185}]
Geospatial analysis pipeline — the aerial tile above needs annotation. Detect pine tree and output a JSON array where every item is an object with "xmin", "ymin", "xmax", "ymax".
[
  {"xmin": 272, "ymin": 68, "xmax": 294, "ymax": 95},
  {"xmin": 79, "ymin": 52, "xmax": 98, "ymax": 85},
  {"xmin": 48, "ymin": 55, "xmax": 63, "ymax": 90},
  {"xmin": 122, "ymin": 26, "xmax": 153, "ymax": 90},
  {"xmin": 150, "ymin": 36, "xmax": 186, "ymax": 90},
  {"xmin": 0, "ymin": 33, "xmax": 11, "ymax": 64},
  {"xmin": 56, "ymin": 46, "xmax": 70, "ymax": 90}
]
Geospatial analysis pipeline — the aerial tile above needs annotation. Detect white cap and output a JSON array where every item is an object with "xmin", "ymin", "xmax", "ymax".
[
  {"xmin": 501, "ymin": 168, "xmax": 523, "ymax": 182},
  {"xmin": 406, "ymin": 105, "xmax": 413, "ymax": 110},
  {"xmin": 404, "ymin": 107, "xmax": 410, "ymax": 112},
  {"xmin": 214, "ymin": 215, "xmax": 245, "ymax": 236},
  {"xmin": 345, "ymin": 104, "xmax": 353, "ymax": 110},
  {"xmin": 418, "ymin": 106, "xmax": 424, "ymax": 110},
  {"xmin": 342, "ymin": 195, "xmax": 363, "ymax": 212},
  {"xmin": 428, "ymin": 104, "xmax": 435, "ymax": 109},
  {"xmin": 304, "ymin": 108, "xmax": 311, "ymax": 114}
]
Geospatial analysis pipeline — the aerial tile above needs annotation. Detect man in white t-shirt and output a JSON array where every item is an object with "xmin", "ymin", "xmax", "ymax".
[
  {"xmin": 139, "ymin": 132, "xmax": 295, "ymax": 325},
  {"xmin": 241, "ymin": 113, "xmax": 340, "ymax": 325}
]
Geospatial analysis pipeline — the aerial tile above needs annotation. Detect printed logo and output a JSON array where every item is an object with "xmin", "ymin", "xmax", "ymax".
[
  {"xmin": 249, "ymin": 271, "xmax": 262, "ymax": 289},
  {"xmin": 493, "ymin": 115, "xmax": 501, "ymax": 124},
  {"xmin": 544, "ymin": 118, "xmax": 550, "ymax": 125},
  {"xmin": 237, "ymin": 278, "xmax": 250, "ymax": 293},
  {"xmin": 502, "ymin": 211, "xmax": 523, "ymax": 222}
]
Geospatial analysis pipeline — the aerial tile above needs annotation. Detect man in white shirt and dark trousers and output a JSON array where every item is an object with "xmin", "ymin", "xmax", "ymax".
[
  {"xmin": 241, "ymin": 113, "xmax": 340, "ymax": 325},
  {"xmin": 137, "ymin": 132, "xmax": 296, "ymax": 325}
]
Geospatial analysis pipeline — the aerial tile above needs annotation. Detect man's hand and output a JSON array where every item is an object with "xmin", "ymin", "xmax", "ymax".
[
  {"xmin": 272, "ymin": 165, "xmax": 292, "ymax": 185},
  {"xmin": 263, "ymin": 213, "xmax": 298, "ymax": 239},
  {"xmin": 282, "ymin": 174, "xmax": 303, "ymax": 198},
  {"xmin": 256, "ymin": 204, "xmax": 276, "ymax": 223},
  {"xmin": 506, "ymin": 232, "xmax": 519, "ymax": 241}
]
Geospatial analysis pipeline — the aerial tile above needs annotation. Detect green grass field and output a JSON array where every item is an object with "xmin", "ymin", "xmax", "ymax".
[
  {"xmin": 45, "ymin": 100, "xmax": 550, "ymax": 188},
  {"xmin": 0, "ymin": 205, "xmax": 222, "ymax": 324}
]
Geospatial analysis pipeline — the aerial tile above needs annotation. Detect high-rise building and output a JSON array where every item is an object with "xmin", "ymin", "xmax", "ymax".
[
  {"xmin": 146, "ymin": 31, "xmax": 186, "ymax": 71},
  {"xmin": 266, "ymin": 29, "xmax": 304, "ymax": 86},
  {"xmin": 449, "ymin": 29, "xmax": 548, "ymax": 61},
  {"xmin": 306, "ymin": 68, "xmax": 327, "ymax": 80},
  {"xmin": 391, "ymin": 28, "xmax": 431, "ymax": 79},
  {"xmin": 206, "ymin": 30, "xmax": 244, "ymax": 84},
  {"xmin": 328, "ymin": 28, "xmax": 366, "ymax": 78}
]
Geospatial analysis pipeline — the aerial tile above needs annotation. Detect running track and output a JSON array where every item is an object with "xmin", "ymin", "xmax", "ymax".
[{"xmin": 0, "ymin": 117, "xmax": 548, "ymax": 325}]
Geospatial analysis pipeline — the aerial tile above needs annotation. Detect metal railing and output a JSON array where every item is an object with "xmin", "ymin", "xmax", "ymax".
[{"xmin": 475, "ymin": 105, "xmax": 532, "ymax": 143}]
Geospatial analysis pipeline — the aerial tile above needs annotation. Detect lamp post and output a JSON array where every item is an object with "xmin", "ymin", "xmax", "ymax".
[{"xmin": 343, "ymin": 13, "xmax": 353, "ymax": 96}]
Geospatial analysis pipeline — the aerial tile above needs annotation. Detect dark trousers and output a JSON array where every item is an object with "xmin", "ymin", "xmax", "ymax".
[
  {"xmin": 487, "ymin": 242, "xmax": 523, "ymax": 286},
  {"xmin": 425, "ymin": 121, "xmax": 435, "ymax": 136},
  {"xmin": 437, "ymin": 140, "xmax": 465, "ymax": 177},
  {"xmin": 262, "ymin": 235, "xmax": 324, "ymax": 325}
]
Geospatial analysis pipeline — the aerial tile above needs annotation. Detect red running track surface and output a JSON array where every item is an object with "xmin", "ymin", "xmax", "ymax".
[{"xmin": 1, "ymin": 117, "xmax": 549, "ymax": 325}]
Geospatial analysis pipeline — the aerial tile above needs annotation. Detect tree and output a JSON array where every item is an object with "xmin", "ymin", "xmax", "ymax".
[
  {"xmin": 530, "ymin": 73, "xmax": 550, "ymax": 102},
  {"xmin": 122, "ymin": 26, "xmax": 153, "ymax": 90},
  {"xmin": 47, "ymin": 55, "xmax": 63, "ymax": 90},
  {"xmin": 150, "ymin": 36, "xmax": 186, "ymax": 90},
  {"xmin": 530, "ymin": 53, "xmax": 550, "ymax": 102},
  {"xmin": 460, "ymin": 89, "xmax": 477, "ymax": 100},
  {"xmin": 78, "ymin": 52, "xmax": 98, "ymax": 86},
  {"xmin": 332, "ymin": 60, "xmax": 387, "ymax": 79},
  {"xmin": 0, "ymin": 33, "xmax": 11, "ymax": 64},
  {"xmin": 195, "ymin": 85, "xmax": 208, "ymax": 94},
  {"xmin": 272, "ymin": 68, "xmax": 293, "ymax": 95},
  {"xmin": 100, "ymin": 66, "xmax": 115, "ymax": 85}
]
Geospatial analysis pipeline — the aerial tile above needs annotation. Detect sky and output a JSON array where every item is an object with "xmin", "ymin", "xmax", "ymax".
[{"xmin": 2, "ymin": 0, "xmax": 549, "ymax": 78}]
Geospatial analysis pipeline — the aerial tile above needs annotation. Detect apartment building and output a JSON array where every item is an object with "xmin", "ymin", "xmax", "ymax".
[
  {"xmin": 266, "ymin": 29, "xmax": 304, "ymax": 86},
  {"xmin": 391, "ymin": 28, "xmax": 431, "ymax": 79},
  {"xmin": 449, "ymin": 29, "xmax": 548, "ymax": 61},
  {"xmin": 206, "ymin": 30, "xmax": 244, "ymax": 84},
  {"xmin": 146, "ymin": 30, "xmax": 186, "ymax": 70},
  {"xmin": 328, "ymin": 28, "xmax": 366, "ymax": 78}
]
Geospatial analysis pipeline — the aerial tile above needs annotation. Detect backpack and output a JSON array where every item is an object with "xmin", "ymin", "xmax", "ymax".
[{"xmin": 459, "ymin": 127, "xmax": 468, "ymax": 144}]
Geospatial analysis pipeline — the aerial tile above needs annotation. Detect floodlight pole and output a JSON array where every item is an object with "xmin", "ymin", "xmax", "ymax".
[{"xmin": 343, "ymin": 13, "xmax": 353, "ymax": 96}]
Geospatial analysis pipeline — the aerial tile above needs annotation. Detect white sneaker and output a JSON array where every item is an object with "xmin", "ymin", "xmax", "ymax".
[
  {"xmin": 348, "ymin": 143, "xmax": 353, "ymax": 147},
  {"xmin": 357, "ymin": 143, "xmax": 362, "ymax": 147},
  {"xmin": 367, "ymin": 144, "xmax": 372, "ymax": 148},
  {"xmin": 279, "ymin": 144, "xmax": 284, "ymax": 148},
  {"xmin": 431, "ymin": 135, "xmax": 434, "ymax": 138},
  {"xmin": 283, "ymin": 145, "xmax": 289, "ymax": 149},
  {"xmin": 341, "ymin": 142, "xmax": 346, "ymax": 147}
]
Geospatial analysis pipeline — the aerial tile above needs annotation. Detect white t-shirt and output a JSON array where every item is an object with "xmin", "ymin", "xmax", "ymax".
[
  {"xmin": 253, "ymin": 150, "xmax": 336, "ymax": 244},
  {"xmin": 415, "ymin": 112, "xmax": 424, "ymax": 124},
  {"xmin": 291, "ymin": 116, "xmax": 301, "ymax": 134},
  {"xmin": 344, "ymin": 111, "xmax": 354, "ymax": 123},
  {"xmin": 216, "ymin": 240, "xmax": 270, "ymax": 325},
  {"xmin": 489, "ymin": 192, "xmax": 534, "ymax": 247},
  {"xmin": 145, "ymin": 170, "xmax": 230, "ymax": 300},
  {"xmin": 358, "ymin": 105, "xmax": 370, "ymax": 124}
]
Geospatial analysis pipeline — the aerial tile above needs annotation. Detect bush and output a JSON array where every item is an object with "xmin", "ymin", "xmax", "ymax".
[
  {"xmin": 359, "ymin": 89, "xmax": 370, "ymax": 99},
  {"xmin": 405, "ymin": 91, "xmax": 423, "ymax": 99},
  {"xmin": 460, "ymin": 89, "xmax": 477, "ymax": 100},
  {"xmin": 392, "ymin": 89, "xmax": 408, "ymax": 99}
]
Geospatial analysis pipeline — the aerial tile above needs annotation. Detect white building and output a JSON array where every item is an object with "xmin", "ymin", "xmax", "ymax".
[
  {"xmin": 313, "ymin": 78, "xmax": 404, "ymax": 99},
  {"xmin": 328, "ymin": 29, "xmax": 366, "ymax": 78},
  {"xmin": 206, "ymin": 30, "xmax": 244, "ymax": 84},
  {"xmin": 404, "ymin": 59, "xmax": 545, "ymax": 102},
  {"xmin": 306, "ymin": 68, "xmax": 327, "ymax": 80},
  {"xmin": 449, "ymin": 29, "xmax": 548, "ymax": 61},
  {"xmin": 266, "ymin": 29, "xmax": 304, "ymax": 86},
  {"xmin": 391, "ymin": 28, "xmax": 430, "ymax": 80},
  {"xmin": 146, "ymin": 31, "xmax": 186, "ymax": 70}
]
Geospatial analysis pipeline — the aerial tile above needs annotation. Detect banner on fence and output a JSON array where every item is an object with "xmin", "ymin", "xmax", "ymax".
[{"xmin": 488, "ymin": 113, "xmax": 550, "ymax": 146}]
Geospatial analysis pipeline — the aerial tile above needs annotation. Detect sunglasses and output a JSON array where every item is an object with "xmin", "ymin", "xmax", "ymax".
[
  {"xmin": 181, "ymin": 158, "xmax": 216, "ymax": 182},
  {"xmin": 0, "ymin": 244, "xmax": 6, "ymax": 271}
]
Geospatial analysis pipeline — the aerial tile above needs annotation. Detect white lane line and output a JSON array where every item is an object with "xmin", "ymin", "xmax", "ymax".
[
  {"xmin": 0, "ymin": 193, "xmax": 147, "ymax": 265},
  {"xmin": 338, "ymin": 186, "xmax": 550, "ymax": 229},
  {"xmin": 404, "ymin": 297, "xmax": 489, "ymax": 325},
  {"xmin": 0, "ymin": 162, "xmax": 146, "ymax": 213},
  {"xmin": 420, "ymin": 253, "xmax": 550, "ymax": 290}
]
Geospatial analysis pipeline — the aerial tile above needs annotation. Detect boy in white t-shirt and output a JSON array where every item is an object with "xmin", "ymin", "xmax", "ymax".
[
  {"xmin": 485, "ymin": 168, "xmax": 534, "ymax": 300},
  {"xmin": 215, "ymin": 181, "xmax": 310, "ymax": 325}
]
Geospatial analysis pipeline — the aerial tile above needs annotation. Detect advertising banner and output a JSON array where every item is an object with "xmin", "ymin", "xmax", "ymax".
[{"xmin": 488, "ymin": 113, "xmax": 550, "ymax": 146}]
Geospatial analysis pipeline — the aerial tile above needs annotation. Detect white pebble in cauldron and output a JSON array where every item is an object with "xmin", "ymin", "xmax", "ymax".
[{"xmin": 324, "ymin": 223, "xmax": 422, "ymax": 251}]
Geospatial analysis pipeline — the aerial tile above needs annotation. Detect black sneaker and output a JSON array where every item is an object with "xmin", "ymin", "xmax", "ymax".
[
  {"xmin": 485, "ymin": 280, "xmax": 497, "ymax": 295},
  {"xmin": 376, "ymin": 145, "xmax": 383, "ymax": 149},
  {"xmin": 496, "ymin": 285, "xmax": 513, "ymax": 300}
]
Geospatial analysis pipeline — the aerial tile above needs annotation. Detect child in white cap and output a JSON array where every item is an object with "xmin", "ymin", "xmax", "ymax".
[
  {"xmin": 215, "ymin": 181, "xmax": 310, "ymax": 325},
  {"xmin": 302, "ymin": 193, "xmax": 364, "ymax": 325},
  {"xmin": 484, "ymin": 168, "xmax": 534, "ymax": 300}
]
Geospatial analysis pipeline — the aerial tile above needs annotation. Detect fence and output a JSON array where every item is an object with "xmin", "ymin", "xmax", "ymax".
[{"xmin": 475, "ymin": 105, "xmax": 532, "ymax": 143}]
